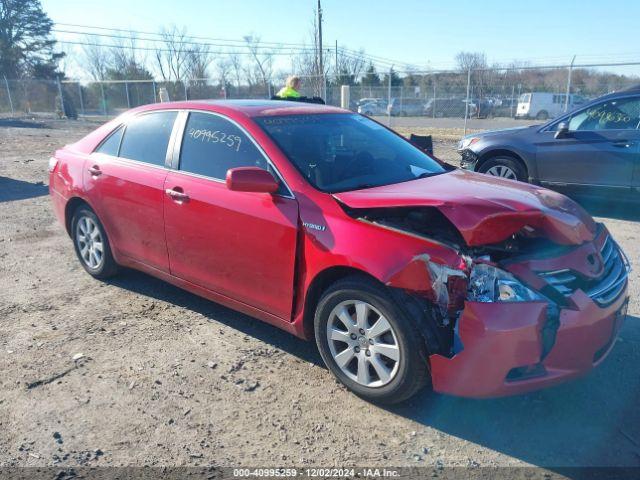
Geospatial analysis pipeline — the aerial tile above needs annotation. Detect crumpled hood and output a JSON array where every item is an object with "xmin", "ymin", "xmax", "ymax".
[{"xmin": 333, "ymin": 170, "xmax": 596, "ymax": 246}]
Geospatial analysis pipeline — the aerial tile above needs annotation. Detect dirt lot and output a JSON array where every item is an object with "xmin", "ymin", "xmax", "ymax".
[{"xmin": 1, "ymin": 118, "xmax": 639, "ymax": 472}]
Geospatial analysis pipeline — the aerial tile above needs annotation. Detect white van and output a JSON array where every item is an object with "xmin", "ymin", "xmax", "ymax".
[{"xmin": 516, "ymin": 92, "xmax": 586, "ymax": 120}]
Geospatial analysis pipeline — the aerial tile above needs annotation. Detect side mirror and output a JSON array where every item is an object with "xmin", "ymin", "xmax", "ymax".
[
  {"xmin": 555, "ymin": 122, "xmax": 570, "ymax": 139},
  {"xmin": 226, "ymin": 167, "xmax": 279, "ymax": 193}
]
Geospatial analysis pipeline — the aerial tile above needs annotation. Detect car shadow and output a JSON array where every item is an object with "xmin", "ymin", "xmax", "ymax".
[
  {"xmin": 0, "ymin": 118, "xmax": 49, "ymax": 129},
  {"xmin": 386, "ymin": 314, "xmax": 640, "ymax": 469},
  {"xmin": 106, "ymin": 269, "xmax": 324, "ymax": 367},
  {"xmin": 0, "ymin": 176, "xmax": 49, "ymax": 203},
  {"xmin": 107, "ymin": 269, "xmax": 639, "ymax": 469}
]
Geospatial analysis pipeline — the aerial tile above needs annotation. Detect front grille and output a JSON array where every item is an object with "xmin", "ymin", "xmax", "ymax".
[{"xmin": 538, "ymin": 236, "xmax": 630, "ymax": 307}]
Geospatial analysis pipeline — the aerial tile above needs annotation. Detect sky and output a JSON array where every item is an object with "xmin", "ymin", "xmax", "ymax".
[{"xmin": 41, "ymin": 0, "xmax": 640, "ymax": 78}]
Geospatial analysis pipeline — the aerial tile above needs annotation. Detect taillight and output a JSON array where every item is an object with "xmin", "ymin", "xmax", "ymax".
[{"xmin": 48, "ymin": 156, "xmax": 58, "ymax": 173}]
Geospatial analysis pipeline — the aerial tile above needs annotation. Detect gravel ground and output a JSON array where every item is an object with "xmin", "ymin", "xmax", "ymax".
[{"xmin": 0, "ymin": 118, "xmax": 639, "ymax": 471}]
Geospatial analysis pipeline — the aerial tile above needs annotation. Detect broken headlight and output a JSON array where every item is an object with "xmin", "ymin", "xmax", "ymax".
[
  {"xmin": 468, "ymin": 263, "xmax": 543, "ymax": 302},
  {"xmin": 458, "ymin": 136, "xmax": 480, "ymax": 150}
]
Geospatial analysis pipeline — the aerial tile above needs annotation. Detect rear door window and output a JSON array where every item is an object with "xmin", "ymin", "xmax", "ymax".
[
  {"xmin": 119, "ymin": 111, "xmax": 178, "ymax": 166},
  {"xmin": 179, "ymin": 112, "xmax": 267, "ymax": 179}
]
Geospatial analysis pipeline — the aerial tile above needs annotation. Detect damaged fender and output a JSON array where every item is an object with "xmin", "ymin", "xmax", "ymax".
[{"xmin": 386, "ymin": 253, "xmax": 468, "ymax": 315}]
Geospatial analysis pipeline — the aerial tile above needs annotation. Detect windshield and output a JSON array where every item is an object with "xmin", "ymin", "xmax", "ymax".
[{"xmin": 255, "ymin": 113, "xmax": 446, "ymax": 193}]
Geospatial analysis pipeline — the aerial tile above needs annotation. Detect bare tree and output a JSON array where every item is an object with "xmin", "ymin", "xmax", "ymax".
[
  {"xmin": 216, "ymin": 57, "xmax": 231, "ymax": 89},
  {"xmin": 185, "ymin": 43, "xmax": 212, "ymax": 81},
  {"xmin": 455, "ymin": 51, "xmax": 489, "ymax": 103},
  {"xmin": 228, "ymin": 53, "xmax": 243, "ymax": 88},
  {"xmin": 108, "ymin": 33, "xmax": 152, "ymax": 80},
  {"xmin": 81, "ymin": 37, "xmax": 109, "ymax": 81},
  {"xmin": 243, "ymin": 35, "xmax": 274, "ymax": 96},
  {"xmin": 455, "ymin": 51, "xmax": 487, "ymax": 72},
  {"xmin": 335, "ymin": 47, "xmax": 366, "ymax": 85},
  {"xmin": 291, "ymin": 10, "xmax": 329, "ymax": 96},
  {"xmin": 154, "ymin": 25, "xmax": 190, "ymax": 82}
]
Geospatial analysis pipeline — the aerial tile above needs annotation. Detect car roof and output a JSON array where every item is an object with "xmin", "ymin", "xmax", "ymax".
[{"xmin": 133, "ymin": 99, "xmax": 348, "ymax": 118}]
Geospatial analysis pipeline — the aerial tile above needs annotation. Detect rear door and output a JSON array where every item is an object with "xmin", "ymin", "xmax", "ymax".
[
  {"xmin": 163, "ymin": 111, "xmax": 299, "ymax": 320},
  {"xmin": 85, "ymin": 110, "xmax": 178, "ymax": 272},
  {"xmin": 534, "ymin": 95, "xmax": 640, "ymax": 199}
]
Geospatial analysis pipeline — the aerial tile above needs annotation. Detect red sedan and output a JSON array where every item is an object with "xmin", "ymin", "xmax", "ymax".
[{"xmin": 49, "ymin": 100, "xmax": 630, "ymax": 403}]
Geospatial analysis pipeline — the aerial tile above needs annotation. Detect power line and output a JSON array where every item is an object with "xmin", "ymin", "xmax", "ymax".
[
  {"xmin": 52, "ymin": 28, "xmax": 319, "ymax": 52},
  {"xmin": 54, "ymin": 28, "xmax": 407, "ymax": 71},
  {"xmin": 53, "ymin": 22, "xmax": 415, "ymax": 69},
  {"xmin": 54, "ymin": 22, "xmax": 310, "ymax": 48},
  {"xmin": 56, "ymin": 39, "xmax": 316, "ymax": 56}
]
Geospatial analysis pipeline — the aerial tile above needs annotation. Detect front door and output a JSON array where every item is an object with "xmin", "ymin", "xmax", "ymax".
[
  {"xmin": 163, "ymin": 111, "xmax": 299, "ymax": 320},
  {"xmin": 535, "ymin": 96, "xmax": 640, "ymax": 199}
]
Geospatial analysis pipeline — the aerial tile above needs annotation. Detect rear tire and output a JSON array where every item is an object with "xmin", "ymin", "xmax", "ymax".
[
  {"xmin": 71, "ymin": 205, "xmax": 119, "ymax": 279},
  {"xmin": 479, "ymin": 155, "xmax": 527, "ymax": 182},
  {"xmin": 314, "ymin": 275, "xmax": 431, "ymax": 404}
]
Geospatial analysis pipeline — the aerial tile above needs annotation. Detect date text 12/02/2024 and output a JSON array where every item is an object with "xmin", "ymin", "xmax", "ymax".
[{"xmin": 232, "ymin": 468, "xmax": 400, "ymax": 477}]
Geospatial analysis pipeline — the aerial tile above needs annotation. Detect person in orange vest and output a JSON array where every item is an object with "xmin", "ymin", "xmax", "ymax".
[{"xmin": 277, "ymin": 76, "xmax": 301, "ymax": 99}]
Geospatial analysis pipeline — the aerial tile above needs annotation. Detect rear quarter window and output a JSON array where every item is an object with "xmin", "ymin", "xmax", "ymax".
[
  {"xmin": 119, "ymin": 111, "xmax": 178, "ymax": 166},
  {"xmin": 95, "ymin": 126, "xmax": 124, "ymax": 156}
]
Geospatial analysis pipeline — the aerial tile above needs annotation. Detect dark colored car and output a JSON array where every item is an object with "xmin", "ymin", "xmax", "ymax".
[
  {"xmin": 472, "ymin": 98, "xmax": 495, "ymax": 118},
  {"xmin": 424, "ymin": 98, "xmax": 476, "ymax": 118},
  {"xmin": 387, "ymin": 98, "xmax": 425, "ymax": 116},
  {"xmin": 50, "ymin": 100, "xmax": 630, "ymax": 403},
  {"xmin": 458, "ymin": 86, "xmax": 640, "ymax": 201}
]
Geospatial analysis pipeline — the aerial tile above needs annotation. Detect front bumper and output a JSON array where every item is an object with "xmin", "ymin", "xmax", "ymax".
[{"xmin": 429, "ymin": 287, "xmax": 629, "ymax": 398}]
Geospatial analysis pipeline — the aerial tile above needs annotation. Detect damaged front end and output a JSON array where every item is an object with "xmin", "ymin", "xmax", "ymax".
[{"xmin": 343, "ymin": 203, "xmax": 629, "ymax": 398}]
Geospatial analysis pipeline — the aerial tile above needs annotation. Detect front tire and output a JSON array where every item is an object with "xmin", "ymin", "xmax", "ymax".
[
  {"xmin": 479, "ymin": 155, "xmax": 527, "ymax": 182},
  {"xmin": 536, "ymin": 110, "xmax": 549, "ymax": 120},
  {"xmin": 314, "ymin": 276, "xmax": 430, "ymax": 404},
  {"xmin": 71, "ymin": 205, "xmax": 119, "ymax": 279}
]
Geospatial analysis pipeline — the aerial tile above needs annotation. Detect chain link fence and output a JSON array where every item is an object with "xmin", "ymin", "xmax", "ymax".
[{"xmin": 1, "ymin": 63, "xmax": 639, "ymax": 133}]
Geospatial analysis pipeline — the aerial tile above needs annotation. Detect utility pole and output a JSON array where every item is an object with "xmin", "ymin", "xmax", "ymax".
[
  {"xmin": 463, "ymin": 67, "xmax": 471, "ymax": 136},
  {"xmin": 317, "ymin": 0, "xmax": 323, "ymax": 95},
  {"xmin": 335, "ymin": 39, "xmax": 338, "ymax": 82},
  {"xmin": 564, "ymin": 54, "xmax": 576, "ymax": 112},
  {"xmin": 387, "ymin": 65, "xmax": 393, "ymax": 126}
]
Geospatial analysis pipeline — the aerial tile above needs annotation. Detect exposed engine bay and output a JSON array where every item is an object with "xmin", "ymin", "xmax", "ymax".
[{"xmin": 342, "ymin": 204, "xmax": 592, "ymax": 359}]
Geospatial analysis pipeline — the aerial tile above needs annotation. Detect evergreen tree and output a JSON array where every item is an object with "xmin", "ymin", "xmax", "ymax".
[
  {"xmin": 0, "ymin": 0, "xmax": 63, "ymax": 78},
  {"xmin": 361, "ymin": 63, "xmax": 381, "ymax": 87}
]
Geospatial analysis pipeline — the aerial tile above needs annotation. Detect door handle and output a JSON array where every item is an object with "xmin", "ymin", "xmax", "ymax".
[
  {"xmin": 165, "ymin": 187, "xmax": 189, "ymax": 202},
  {"xmin": 88, "ymin": 165, "xmax": 102, "ymax": 176},
  {"xmin": 611, "ymin": 140, "xmax": 632, "ymax": 148}
]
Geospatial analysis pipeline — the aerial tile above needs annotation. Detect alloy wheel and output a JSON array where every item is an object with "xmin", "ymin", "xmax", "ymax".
[
  {"xmin": 326, "ymin": 300, "xmax": 400, "ymax": 388},
  {"xmin": 486, "ymin": 165, "xmax": 517, "ymax": 180},
  {"xmin": 75, "ymin": 216, "xmax": 104, "ymax": 269}
]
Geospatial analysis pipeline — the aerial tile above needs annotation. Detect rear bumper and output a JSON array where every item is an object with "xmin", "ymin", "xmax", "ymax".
[
  {"xmin": 49, "ymin": 176, "xmax": 67, "ymax": 229},
  {"xmin": 429, "ymin": 287, "xmax": 629, "ymax": 398}
]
